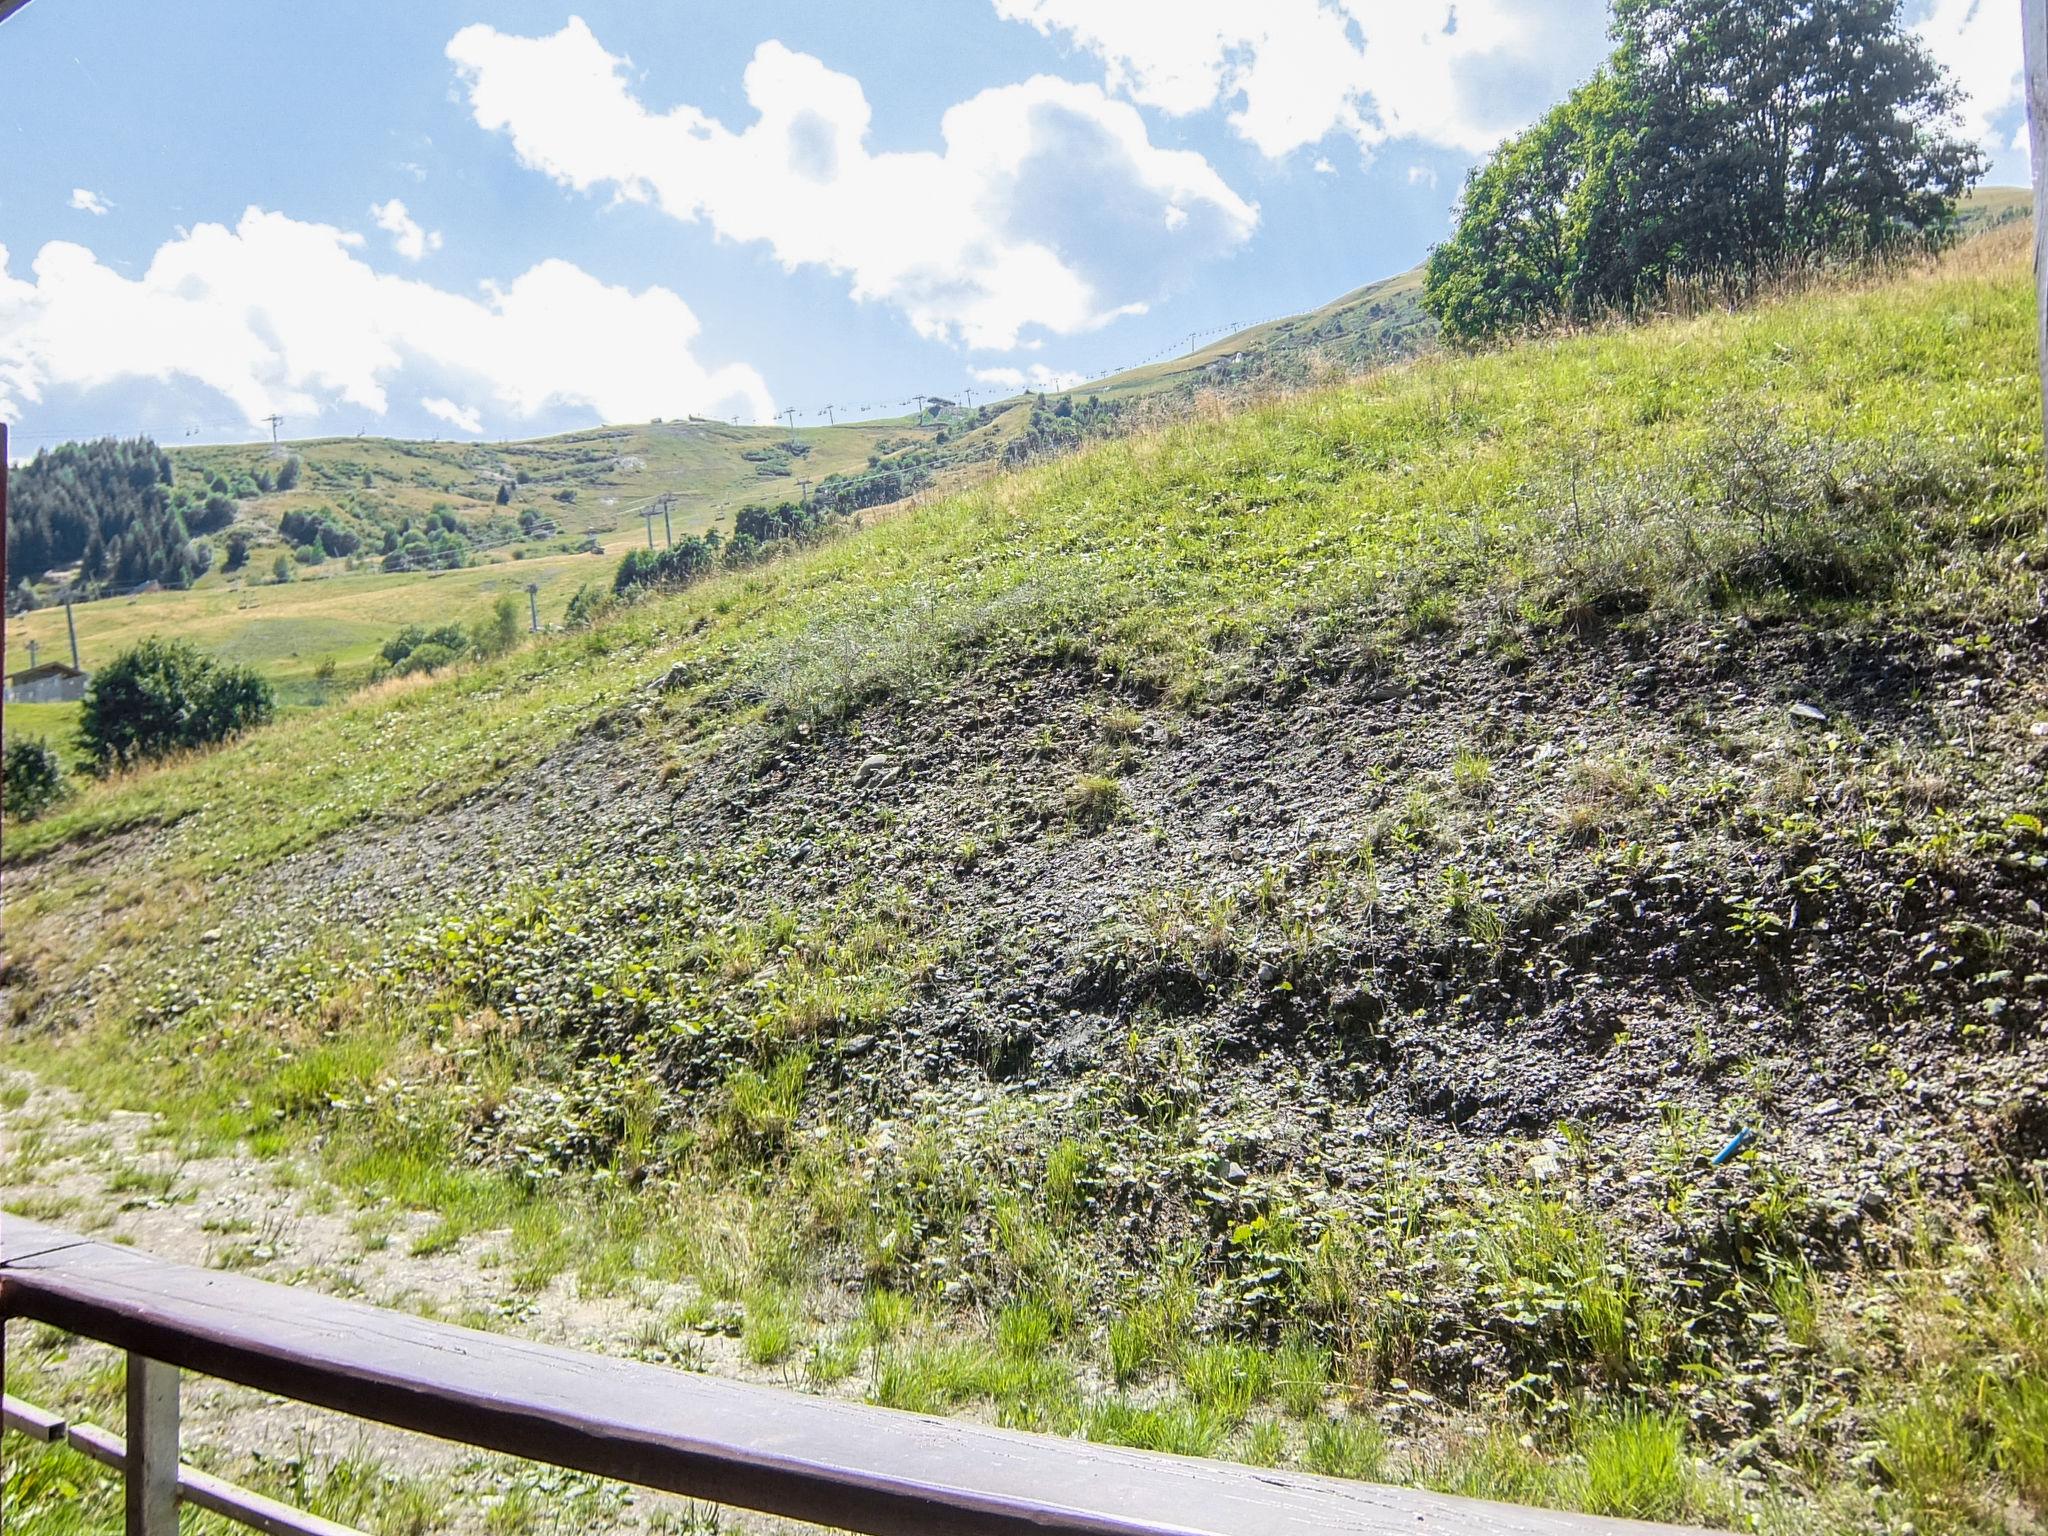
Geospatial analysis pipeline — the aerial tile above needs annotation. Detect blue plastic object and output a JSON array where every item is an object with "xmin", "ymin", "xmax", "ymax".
[{"xmin": 1710, "ymin": 1127, "xmax": 1757, "ymax": 1166}]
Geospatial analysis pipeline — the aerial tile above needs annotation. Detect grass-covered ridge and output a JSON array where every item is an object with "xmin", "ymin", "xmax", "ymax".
[
  {"xmin": 9, "ymin": 230, "xmax": 2038, "ymax": 876},
  {"xmin": 5, "ymin": 229, "xmax": 2047, "ymax": 1536}
]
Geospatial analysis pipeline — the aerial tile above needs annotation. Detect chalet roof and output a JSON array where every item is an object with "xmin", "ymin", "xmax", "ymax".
[{"xmin": 7, "ymin": 661, "xmax": 87, "ymax": 684}]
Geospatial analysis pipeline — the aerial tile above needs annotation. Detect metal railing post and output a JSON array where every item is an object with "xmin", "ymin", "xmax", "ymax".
[
  {"xmin": 2026, "ymin": 0, "xmax": 2048, "ymax": 477},
  {"xmin": 125, "ymin": 1354, "xmax": 179, "ymax": 1536}
]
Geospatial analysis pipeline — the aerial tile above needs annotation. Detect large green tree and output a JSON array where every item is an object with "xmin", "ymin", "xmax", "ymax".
[{"xmin": 1424, "ymin": 0, "xmax": 1983, "ymax": 342}]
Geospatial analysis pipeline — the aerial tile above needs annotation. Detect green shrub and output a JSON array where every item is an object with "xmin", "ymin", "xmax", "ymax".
[
  {"xmin": 1529, "ymin": 422, "xmax": 1969, "ymax": 623},
  {"xmin": 2, "ymin": 738, "xmax": 67, "ymax": 819},
  {"xmin": 473, "ymin": 594, "xmax": 521, "ymax": 659},
  {"xmin": 564, "ymin": 583, "xmax": 610, "ymax": 630},
  {"xmin": 380, "ymin": 622, "xmax": 468, "ymax": 670},
  {"xmin": 76, "ymin": 638, "xmax": 274, "ymax": 771},
  {"xmin": 395, "ymin": 643, "xmax": 461, "ymax": 677}
]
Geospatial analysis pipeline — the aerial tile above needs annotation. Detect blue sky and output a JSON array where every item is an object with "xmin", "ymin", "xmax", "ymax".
[{"xmin": 0, "ymin": 0, "xmax": 2029, "ymax": 451}]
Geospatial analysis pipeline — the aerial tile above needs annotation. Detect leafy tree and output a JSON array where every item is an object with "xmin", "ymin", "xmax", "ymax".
[
  {"xmin": 1423, "ymin": 0, "xmax": 1982, "ymax": 341},
  {"xmin": 274, "ymin": 456, "xmax": 301, "ymax": 491},
  {"xmin": 614, "ymin": 534, "xmax": 720, "ymax": 595},
  {"xmin": 473, "ymin": 594, "xmax": 521, "ymax": 658},
  {"xmin": 223, "ymin": 532, "xmax": 253, "ymax": 572},
  {"xmin": 76, "ymin": 638, "xmax": 274, "ymax": 771},
  {"xmin": 2, "ymin": 738, "xmax": 67, "ymax": 820},
  {"xmin": 272, "ymin": 553, "xmax": 294, "ymax": 583}
]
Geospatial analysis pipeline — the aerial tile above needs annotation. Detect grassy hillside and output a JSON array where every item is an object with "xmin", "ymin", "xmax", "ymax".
[
  {"xmin": 4, "ymin": 222, "xmax": 2044, "ymax": 1535},
  {"xmin": 1074, "ymin": 186, "xmax": 2028, "ymax": 408},
  {"xmin": 4, "ymin": 544, "xmax": 618, "ymax": 713},
  {"xmin": 6, "ymin": 188, "xmax": 2024, "ymax": 748},
  {"xmin": 167, "ymin": 416, "xmax": 933, "ymax": 556}
]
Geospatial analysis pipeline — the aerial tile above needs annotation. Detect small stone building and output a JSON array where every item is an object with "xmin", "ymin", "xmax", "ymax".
[{"xmin": 4, "ymin": 662, "xmax": 89, "ymax": 704}]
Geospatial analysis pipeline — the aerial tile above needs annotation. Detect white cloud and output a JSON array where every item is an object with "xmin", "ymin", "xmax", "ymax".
[
  {"xmin": 1004, "ymin": 0, "xmax": 2030, "ymax": 168},
  {"xmin": 0, "ymin": 207, "xmax": 773, "ymax": 431},
  {"xmin": 970, "ymin": 363, "xmax": 1087, "ymax": 393},
  {"xmin": 69, "ymin": 188, "xmax": 111, "ymax": 216},
  {"xmin": 992, "ymin": 0, "xmax": 1609, "ymax": 158},
  {"xmin": 422, "ymin": 395, "xmax": 483, "ymax": 434},
  {"xmin": 1914, "ymin": 0, "xmax": 2025, "ymax": 152},
  {"xmin": 1406, "ymin": 165, "xmax": 1438, "ymax": 187},
  {"xmin": 1312, "ymin": 157, "xmax": 1338, "ymax": 175},
  {"xmin": 445, "ymin": 20, "xmax": 1258, "ymax": 350},
  {"xmin": 370, "ymin": 198, "xmax": 443, "ymax": 261}
]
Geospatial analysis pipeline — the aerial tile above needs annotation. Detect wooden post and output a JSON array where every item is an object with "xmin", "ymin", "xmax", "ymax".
[
  {"xmin": 124, "ymin": 1353, "xmax": 179, "ymax": 1536},
  {"xmin": 2029, "ymin": 0, "xmax": 2048, "ymax": 472}
]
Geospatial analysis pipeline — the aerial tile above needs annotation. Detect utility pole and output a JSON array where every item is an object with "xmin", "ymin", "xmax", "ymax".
[
  {"xmin": 640, "ymin": 506, "xmax": 660, "ymax": 549},
  {"xmin": 2027, "ymin": 0, "xmax": 2048, "ymax": 474},
  {"xmin": 780, "ymin": 407, "xmax": 800, "ymax": 445},
  {"xmin": 657, "ymin": 492, "xmax": 675, "ymax": 547},
  {"xmin": 65, "ymin": 594, "xmax": 80, "ymax": 669},
  {"xmin": 797, "ymin": 477, "xmax": 812, "ymax": 507},
  {"xmin": 526, "ymin": 582, "xmax": 540, "ymax": 633},
  {"xmin": 27, "ymin": 638, "xmax": 37, "ymax": 670},
  {"xmin": 822, "ymin": 404, "xmax": 835, "ymax": 426},
  {"xmin": 911, "ymin": 394, "xmax": 927, "ymax": 423},
  {"xmin": 264, "ymin": 413, "xmax": 284, "ymax": 445}
]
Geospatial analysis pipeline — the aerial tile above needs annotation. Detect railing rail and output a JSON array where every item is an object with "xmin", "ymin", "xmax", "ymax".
[{"xmin": 1, "ymin": 1218, "xmax": 1712, "ymax": 1536}]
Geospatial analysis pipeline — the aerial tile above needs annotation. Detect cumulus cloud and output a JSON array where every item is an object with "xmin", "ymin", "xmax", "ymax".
[
  {"xmin": 992, "ymin": 0, "xmax": 1609, "ymax": 158},
  {"xmin": 371, "ymin": 198, "xmax": 443, "ymax": 261},
  {"xmin": 970, "ymin": 363, "xmax": 1087, "ymax": 393},
  {"xmin": 1002, "ymin": 0, "xmax": 2028, "ymax": 167},
  {"xmin": 1914, "ymin": 0, "xmax": 2025, "ymax": 152},
  {"xmin": 69, "ymin": 188, "xmax": 111, "ymax": 216},
  {"xmin": 0, "ymin": 207, "xmax": 773, "ymax": 431},
  {"xmin": 422, "ymin": 395, "xmax": 483, "ymax": 434},
  {"xmin": 445, "ymin": 19, "xmax": 1258, "ymax": 350}
]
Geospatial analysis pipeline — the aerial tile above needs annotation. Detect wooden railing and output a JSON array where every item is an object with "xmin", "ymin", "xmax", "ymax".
[{"xmin": 1, "ymin": 1217, "xmax": 1711, "ymax": 1536}]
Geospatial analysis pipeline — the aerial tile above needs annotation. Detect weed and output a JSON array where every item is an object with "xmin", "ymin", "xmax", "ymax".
[
  {"xmin": 1305, "ymin": 1416, "xmax": 1387, "ymax": 1481},
  {"xmin": 1087, "ymin": 1400, "xmax": 1227, "ymax": 1458},
  {"xmin": 1576, "ymin": 1408, "xmax": 1690, "ymax": 1522},
  {"xmin": 1066, "ymin": 774, "xmax": 1126, "ymax": 831},
  {"xmin": 1180, "ymin": 1343, "xmax": 1272, "ymax": 1424}
]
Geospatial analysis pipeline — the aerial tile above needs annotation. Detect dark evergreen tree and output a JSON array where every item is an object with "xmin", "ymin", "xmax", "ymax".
[{"xmin": 5, "ymin": 437, "xmax": 204, "ymax": 591}]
